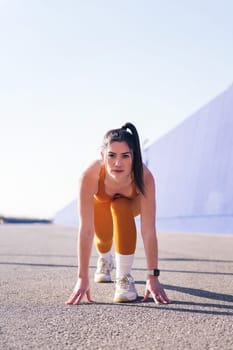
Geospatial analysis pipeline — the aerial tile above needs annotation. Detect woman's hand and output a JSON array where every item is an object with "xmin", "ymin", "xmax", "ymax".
[
  {"xmin": 142, "ymin": 275, "xmax": 170, "ymax": 304},
  {"xmin": 65, "ymin": 277, "xmax": 93, "ymax": 305}
]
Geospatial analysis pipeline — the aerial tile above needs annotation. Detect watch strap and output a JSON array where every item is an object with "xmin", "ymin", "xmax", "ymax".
[{"xmin": 147, "ymin": 269, "xmax": 160, "ymax": 276}]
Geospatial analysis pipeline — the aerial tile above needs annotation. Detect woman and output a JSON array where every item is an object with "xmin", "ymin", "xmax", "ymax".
[{"xmin": 66, "ymin": 122, "xmax": 169, "ymax": 305}]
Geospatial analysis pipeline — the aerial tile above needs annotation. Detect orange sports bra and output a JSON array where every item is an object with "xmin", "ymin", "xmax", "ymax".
[{"xmin": 94, "ymin": 165, "xmax": 138, "ymax": 203}]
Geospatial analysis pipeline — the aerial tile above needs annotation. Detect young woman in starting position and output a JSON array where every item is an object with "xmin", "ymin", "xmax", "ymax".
[{"xmin": 66, "ymin": 122, "xmax": 169, "ymax": 304}]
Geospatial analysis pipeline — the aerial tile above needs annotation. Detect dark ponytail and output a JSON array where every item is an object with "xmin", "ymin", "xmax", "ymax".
[
  {"xmin": 102, "ymin": 122, "xmax": 145, "ymax": 195},
  {"xmin": 121, "ymin": 123, "xmax": 145, "ymax": 195}
]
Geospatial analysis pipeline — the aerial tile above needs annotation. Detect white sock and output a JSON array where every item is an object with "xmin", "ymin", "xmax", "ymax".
[
  {"xmin": 115, "ymin": 253, "xmax": 134, "ymax": 278},
  {"xmin": 97, "ymin": 251, "xmax": 113, "ymax": 264}
]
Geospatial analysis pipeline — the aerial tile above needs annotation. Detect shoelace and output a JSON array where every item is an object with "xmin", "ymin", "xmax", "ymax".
[
  {"xmin": 116, "ymin": 276, "xmax": 131, "ymax": 289},
  {"xmin": 97, "ymin": 259, "xmax": 109, "ymax": 273}
]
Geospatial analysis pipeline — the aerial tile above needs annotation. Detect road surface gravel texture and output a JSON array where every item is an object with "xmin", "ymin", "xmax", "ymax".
[{"xmin": 0, "ymin": 224, "xmax": 232, "ymax": 350}]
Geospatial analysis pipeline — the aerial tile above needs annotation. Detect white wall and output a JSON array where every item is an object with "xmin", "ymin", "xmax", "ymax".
[{"xmin": 147, "ymin": 84, "xmax": 233, "ymax": 233}]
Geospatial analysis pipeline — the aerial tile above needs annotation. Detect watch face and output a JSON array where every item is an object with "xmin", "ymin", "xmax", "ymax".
[{"xmin": 153, "ymin": 269, "xmax": 160, "ymax": 276}]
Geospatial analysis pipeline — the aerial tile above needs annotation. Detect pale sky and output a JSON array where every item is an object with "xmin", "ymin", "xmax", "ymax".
[{"xmin": 1, "ymin": 0, "xmax": 233, "ymax": 219}]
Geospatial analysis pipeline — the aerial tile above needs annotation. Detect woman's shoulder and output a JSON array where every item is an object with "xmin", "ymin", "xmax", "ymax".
[
  {"xmin": 80, "ymin": 159, "xmax": 102, "ymax": 181},
  {"xmin": 143, "ymin": 164, "xmax": 154, "ymax": 180},
  {"xmin": 140, "ymin": 164, "xmax": 156, "ymax": 199},
  {"xmin": 78, "ymin": 159, "xmax": 103, "ymax": 194},
  {"xmin": 84, "ymin": 159, "xmax": 102, "ymax": 172}
]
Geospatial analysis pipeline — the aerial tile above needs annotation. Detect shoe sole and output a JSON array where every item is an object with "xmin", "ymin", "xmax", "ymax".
[
  {"xmin": 94, "ymin": 275, "xmax": 112, "ymax": 283},
  {"xmin": 114, "ymin": 294, "xmax": 137, "ymax": 303}
]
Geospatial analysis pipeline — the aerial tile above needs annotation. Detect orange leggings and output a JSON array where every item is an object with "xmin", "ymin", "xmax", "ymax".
[{"xmin": 94, "ymin": 197, "xmax": 140, "ymax": 255}]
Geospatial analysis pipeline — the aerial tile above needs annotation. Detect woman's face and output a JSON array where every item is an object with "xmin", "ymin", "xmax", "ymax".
[{"xmin": 102, "ymin": 141, "xmax": 133, "ymax": 181}]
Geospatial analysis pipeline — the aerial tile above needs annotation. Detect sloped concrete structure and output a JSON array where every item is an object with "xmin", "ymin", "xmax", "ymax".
[
  {"xmin": 54, "ymin": 84, "xmax": 233, "ymax": 233},
  {"xmin": 53, "ymin": 200, "xmax": 78, "ymax": 226},
  {"xmin": 147, "ymin": 84, "xmax": 233, "ymax": 234}
]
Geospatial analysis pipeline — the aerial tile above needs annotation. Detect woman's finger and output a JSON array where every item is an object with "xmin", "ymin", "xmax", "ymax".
[
  {"xmin": 141, "ymin": 289, "xmax": 150, "ymax": 302},
  {"xmin": 65, "ymin": 291, "xmax": 79, "ymax": 305},
  {"xmin": 160, "ymin": 289, "xmax": 170, "ymax": 304},
  {"xmin": 151, "ymin": 291, "xmax": 161, "ymax": 305},
  {"xmin": 73, "ymin": 292, "xmax": 84, "ymax": 305},
  {"xmin": 152, "ymin": 290, "xmax": 170, "ymax": 304},
  {"xmin": 86, "ymin": 289, "xmax": 93, "ymax": 303}
]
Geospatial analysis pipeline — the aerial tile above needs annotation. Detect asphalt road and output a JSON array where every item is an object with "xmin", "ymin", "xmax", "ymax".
[{"xmin": 0, "ymin": 224, "xmax": 233, "ymax": 350}]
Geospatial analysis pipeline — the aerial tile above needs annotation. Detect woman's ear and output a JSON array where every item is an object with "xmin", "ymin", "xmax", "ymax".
[{"xmin": 101, "ymin": 151, "xmax": 104, "ymax": 160}]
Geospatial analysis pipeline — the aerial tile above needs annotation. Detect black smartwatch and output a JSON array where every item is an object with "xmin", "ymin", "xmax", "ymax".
[{"xmin": 147, "ymin": 269, "xmax": 160, "ymax": 276}]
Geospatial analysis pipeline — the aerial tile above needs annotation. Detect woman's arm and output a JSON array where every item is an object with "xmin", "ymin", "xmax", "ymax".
[
  {"xmin": 140, "ymin": 166, "xmax": 158, "ymax": 268},
  {"xmin": 66, "ymin": 160, "xmax": 101, "ymax": 304},
  {"xmin": 140, "ymin": 166, "xmax": 170, "ymax": 304}
]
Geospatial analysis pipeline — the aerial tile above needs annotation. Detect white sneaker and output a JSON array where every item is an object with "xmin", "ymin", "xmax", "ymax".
[
  {"xmin": 94, "ymin": 257, "xmax": 113, "ymax": 283},
  {"xmin": 114, "ymin": 274, "xmax": 137, "ymax": 302}
]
